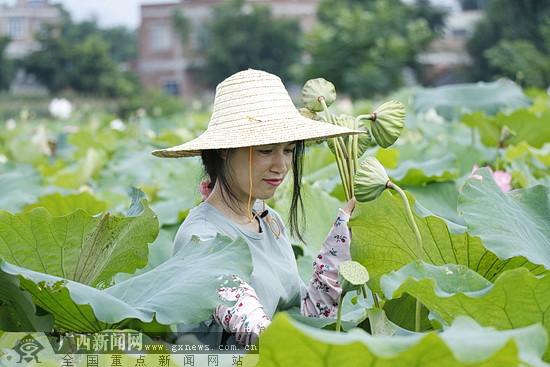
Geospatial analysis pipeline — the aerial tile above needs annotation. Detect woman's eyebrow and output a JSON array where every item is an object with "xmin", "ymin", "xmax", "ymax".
[{"xmin": 258, "ymin": 143, "xmax": 296, "ymax": 148}]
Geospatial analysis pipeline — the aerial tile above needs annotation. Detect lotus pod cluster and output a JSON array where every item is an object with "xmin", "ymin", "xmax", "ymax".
[{"xmin": 300, "ymin": 77, "xmax": 406, "ymax": 202}]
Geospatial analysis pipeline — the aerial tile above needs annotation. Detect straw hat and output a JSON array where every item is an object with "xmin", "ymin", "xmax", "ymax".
[{"xmin": 152, "ymin": 68, "xmax": 365, "ymax": 158}]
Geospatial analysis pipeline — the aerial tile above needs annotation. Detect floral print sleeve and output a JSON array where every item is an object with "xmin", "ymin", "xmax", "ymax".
[
  {"xmin": 301, "ymin": 208, "xmax": 351, "ymax": 318},
  {"xmin": 213, "ymin": 276, "xmax": 271, "ymax": 345}
]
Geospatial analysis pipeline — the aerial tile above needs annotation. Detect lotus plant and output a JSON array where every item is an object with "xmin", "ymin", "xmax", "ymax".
[
  {"xmin": 48, "ymin": 98, "xmax": 73, "ymax": 120},
  {"xmin": 301, "ymin": 78, "xmax": 424, "ymax": 330},
  {"xmin": 301, "ymin": 78, "xmax": 405, "ymax": 201}
]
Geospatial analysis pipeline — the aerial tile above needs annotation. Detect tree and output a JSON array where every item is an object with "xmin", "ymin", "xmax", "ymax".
[
  {"xmin": 300, "ymin": 0, "xmax": 445, "ymax": 98},
  {"xmin": 459, "ymin": 0, "xmax": 488, "ymax": 11},
  {"xmin": 466, "ymin": 0, "xmax": 550, "ymax": 87},
  {"xmin": 0, "ymin": 36, "xmax": 15, "ymax": 91},
  {"xmin": 172, "ymin": 9, "xmax": 191, "ymax": 47},
  {"xmin": 21, "ymin": 4, "xmax": 138, "ymax": 96},
  {"xmin": 484, "ymin": 40, "xmax": 550, "ymax": 88},
  {"xmin": 195, "ymin": 0, "xmax": 302, "ymax": 86}
]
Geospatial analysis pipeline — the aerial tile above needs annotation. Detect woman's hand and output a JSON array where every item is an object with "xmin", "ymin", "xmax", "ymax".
[{"xmin": 342, "ymin": 197, "xmax": 356, "ymax": 216}]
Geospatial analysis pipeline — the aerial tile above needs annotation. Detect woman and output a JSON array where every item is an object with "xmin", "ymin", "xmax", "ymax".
[{"xmin": 152, "ymin": 68, "xmax": 364, "ymax": 346}]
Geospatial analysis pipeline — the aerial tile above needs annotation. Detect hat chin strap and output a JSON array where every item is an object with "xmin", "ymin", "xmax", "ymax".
[{"xmin": 247, "ymin": 146, "xmax": 256, "ymax": 223}]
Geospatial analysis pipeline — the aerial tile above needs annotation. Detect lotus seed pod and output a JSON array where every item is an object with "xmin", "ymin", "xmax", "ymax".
[
  {"xmin": 301, "ymin": 78, "xmax": 336, "ymax": 112},
  {"xmin": 370, "ymin": 100, "xmax": 405, "ymax": 148},
  {"xmin": 333, "ymin": 114, "xmax": 351, "ymax": 128},
  {"xmin": 354, "ymin": 156, "xmax": 390, "ymax": 202},
  {"xmin": 499, "ymin": 125, "xmax": 516, "ymax": 146},
  {"xmin": 299, "ymin": 108, "xmax": 326, "ymax": 146},
  {"xmin": 298, "ymin": 107, "xmax": 321, "ymax": 121},
  {"xmin": 338, "ymin": 260, "xmax": 370, "ymax": 294}
]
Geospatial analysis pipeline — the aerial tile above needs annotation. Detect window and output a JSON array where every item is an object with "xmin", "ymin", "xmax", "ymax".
[
  {"xmin": 163, "ymin": 81, "xmax": 180, "ymax": 96},
  {"xmin": 8, "ymin": 17, "xmax": 25, "ymax": 39},
  {"xmin": 149, "ymin": 24, "xmax": 171, "ymax": 52},
  {"xmin": 451, "ymin": 29, "xmax": 468, "ymax": 38}
]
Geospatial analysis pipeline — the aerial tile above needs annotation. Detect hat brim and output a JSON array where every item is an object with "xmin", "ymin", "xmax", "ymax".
[{"xmin": 152, "ymin": 116, "xmax": 367, "ymax": 158}]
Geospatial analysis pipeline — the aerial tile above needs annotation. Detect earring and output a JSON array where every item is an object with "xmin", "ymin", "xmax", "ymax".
[
  {"xmin": 257, "ymin": 200, "xmax": 281, "ymax": 239},
  {"xmin": 263, "ymin": 200, "xmax": 281, "ymax": 239}
]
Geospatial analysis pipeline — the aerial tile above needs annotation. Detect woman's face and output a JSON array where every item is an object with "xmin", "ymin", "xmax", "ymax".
[{"xmin": 224, "ymin": 142, "xmax": 297, "ymax": 201}]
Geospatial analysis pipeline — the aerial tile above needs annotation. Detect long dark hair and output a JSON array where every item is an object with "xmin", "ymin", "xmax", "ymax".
[{"xmin": 200, "ymin": 141, "xmax": 306, "ymax": 244}]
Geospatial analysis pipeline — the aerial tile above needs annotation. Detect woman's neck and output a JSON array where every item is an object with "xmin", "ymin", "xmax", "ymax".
[{"xmin": 205, "ymin": 182, "xmax": 256, "ymax": 224}]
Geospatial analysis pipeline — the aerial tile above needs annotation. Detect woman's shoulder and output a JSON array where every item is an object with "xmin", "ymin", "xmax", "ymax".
[{"xmin": 172, "ymin": 203, "xmax": 225, "ymax": 255}]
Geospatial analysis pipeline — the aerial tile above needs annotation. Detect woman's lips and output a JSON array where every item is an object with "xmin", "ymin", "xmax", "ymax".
[{"xmin": 263, "ymin": 179, "xmax": 282, "ymax": 187}]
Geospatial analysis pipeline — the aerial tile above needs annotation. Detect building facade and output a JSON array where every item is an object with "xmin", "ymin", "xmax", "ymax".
[
  {"xmin": 137, "ymin": 0, "xmax": 319, "ymax": 99},
  {"xmin": 0, "ymin": 0, "xmax": 60, "ymax": 58}
]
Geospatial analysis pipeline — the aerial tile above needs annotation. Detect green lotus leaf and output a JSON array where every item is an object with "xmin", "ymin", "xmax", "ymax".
[
  {"xmin": 286, "ymin": 290, "xmax": 374, "ymax": 332},
  {"xmin": 0, "ymin": 233, "xmax": 253, "ymax": 331},
  {"xmin": 98, "ymin": 150, "xmax": 202, "ymax": 225},
  {"xmin": 458, "ymin": 167, "xmax": 550, "ymax": 269},
  {"xmin": 0, "ymin": 272, "xmax": 54, "ymax": 331},
  {"xmin": 22, "ymin": 192, "xmax": 108, "ymax": 216},
  {"xmin": 0, "ymin": 164, "xmax": 46, "ymax": 213},
  {"xmin": 350, "ymin": 190, "xmax": 546, "ymax": 294},
  {"xmin": 407, "ymin": 182, "xmax": 467, "ymax": 233},
  {"xmin": 412, "ymin": 79, "xmax": 530, "ymax": 120},
  {"xmin": 388, "ymin": 155, "xmax": 458, "ymax": 186},
  {"xmin": 381, "ymin": 263, "xmax": 550, "ymax": 361},
  {"xmin": 256, "ymin": 312, "xmax": 548, "ymax": 366},
  {"xmin": 0, "ymin": 192, "xmax": 158, "ymax": 287},
  {"xmin": 463, "ymin": 109, "xmax": 550, "ymax": 149},
  {"xmin": 40, "ymin": 148, "xmax": 107, "ymax": 189}
]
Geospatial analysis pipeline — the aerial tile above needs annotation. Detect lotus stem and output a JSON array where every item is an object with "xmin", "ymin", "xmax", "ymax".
[
  {"xmin": 415, "ymin": 298, "xmax": 422, "ymax": 332},
  {"xmin": 335, "ymin": 292, "xmax": 344, "ymax": 332},
  {"xmin": 347, "ymin": 135, "xmax": 354, "ymax": 197},
  {"xmin": 320, "ymin": 98, "xmax": 353, "ymax": 200},
  {"xmin": 386, "ymin": 182, "xmax": 423, "ymax": 261},
  {"xmin": 353, "ymin": 117, "xmax": 360, "ymax": 180},
  {"xmin": 333, "ymin": 142, "xmax": 351, "ymax": 200},
  {"xmin": 386, "ymin": 181, "xmax": 424, "ymax": 332},
  {"xmin": 371, "ymin": 288, "xmax": 380, "ymax": 309}
]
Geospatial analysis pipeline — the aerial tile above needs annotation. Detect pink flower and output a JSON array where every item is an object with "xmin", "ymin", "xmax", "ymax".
[
  {"xmin": 492, "ymin": 170, "xmax": 512, "ymax": 192},
  {"xmin": 470, "ymin": 165, "xmax": 512, "ymax": 192},
  {"xmin": 199, "ymin": 179, "xmax": 213, "ymax": 200}
]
